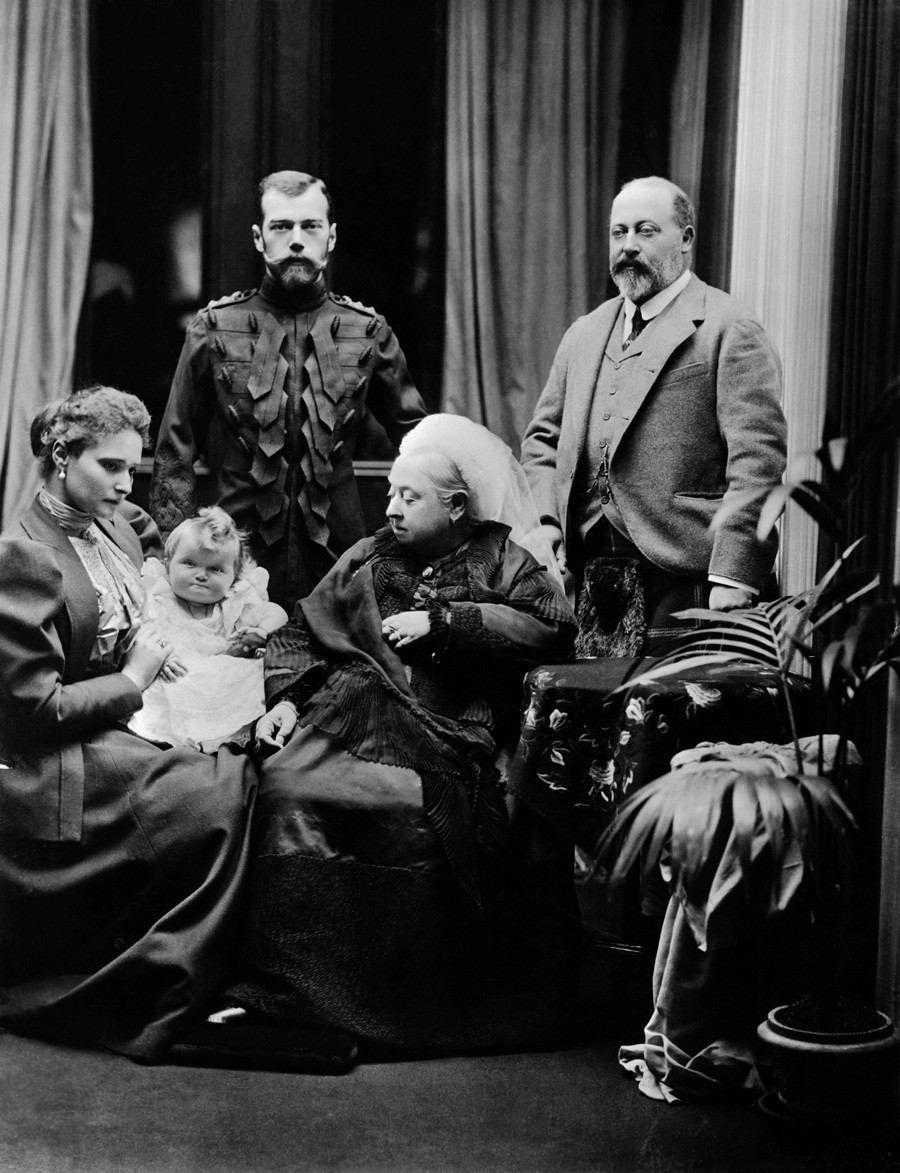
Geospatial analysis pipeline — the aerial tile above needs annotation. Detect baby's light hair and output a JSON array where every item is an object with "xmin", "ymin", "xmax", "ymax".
[{"xmin": 164, "ymin": 506, "xmax": 252, "ymax": 579}]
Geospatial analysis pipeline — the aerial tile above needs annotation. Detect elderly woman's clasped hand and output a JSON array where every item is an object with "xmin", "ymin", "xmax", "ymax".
[{"xmin": 381, "ymin": 610, "xmax": 431, "ymax": 648}]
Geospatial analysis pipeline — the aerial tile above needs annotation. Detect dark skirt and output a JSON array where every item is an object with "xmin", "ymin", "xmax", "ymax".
[
  {"xmin": 0, "ymin": 728, "xmax": 256, "ymax": 1060},
  {"xmin": 228, "ymin": 725, "xmax": 580, "ymax": 1054}
]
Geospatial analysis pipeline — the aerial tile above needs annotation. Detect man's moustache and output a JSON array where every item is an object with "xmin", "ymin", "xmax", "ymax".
[
  {"xmin": 613, "ymin": 259, "xmax": 648, "ymax": 276},
  {"xmin": 261, "ymin": 252, "xmax": 316, "ymax": 269}
]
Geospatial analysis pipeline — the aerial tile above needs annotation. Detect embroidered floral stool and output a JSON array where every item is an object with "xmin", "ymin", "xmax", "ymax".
[{"xmin": 506, "ymin": 659, "xmax": 810, "ymax": 941}]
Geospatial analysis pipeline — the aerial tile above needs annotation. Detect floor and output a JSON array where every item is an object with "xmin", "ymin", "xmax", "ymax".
[{"xmin": 2, "ymin": 953, "xmax": 897, "ymax": 1173}]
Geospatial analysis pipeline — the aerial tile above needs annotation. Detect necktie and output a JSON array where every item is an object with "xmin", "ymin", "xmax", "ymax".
[{"xmin": 622, "ymin": 307, "xmax": 646, "ymax": 350}]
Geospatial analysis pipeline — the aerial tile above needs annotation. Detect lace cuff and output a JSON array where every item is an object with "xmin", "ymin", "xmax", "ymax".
[{"xmin": 426, "ymin": 600, "xmax": 452, "ymax": 662}]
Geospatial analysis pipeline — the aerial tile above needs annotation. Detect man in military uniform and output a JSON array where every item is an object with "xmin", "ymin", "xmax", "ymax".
[{"xmin": 150, "ymin": 170, "xmax": 427, "ymax": 610}]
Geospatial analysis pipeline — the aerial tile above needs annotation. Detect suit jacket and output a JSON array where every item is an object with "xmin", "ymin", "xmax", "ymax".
[
  {"xmin": 520, "ymin": 274, "xmax": 787, "ymax": 590},
  {"xmin": 0, "ymin": 498, "xmax": 144, "ymax": 841}
]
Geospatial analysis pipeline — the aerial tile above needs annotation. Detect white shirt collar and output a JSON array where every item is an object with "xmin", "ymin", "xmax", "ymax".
[{"xmin": 624, "ymin": 268, "xmax": 692, "ymax": 339}]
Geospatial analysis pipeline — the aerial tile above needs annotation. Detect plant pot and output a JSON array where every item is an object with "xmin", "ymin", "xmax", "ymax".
[{"xmin": 757, "ymin": 1004, "xmax": 900, "ymax": 1127}]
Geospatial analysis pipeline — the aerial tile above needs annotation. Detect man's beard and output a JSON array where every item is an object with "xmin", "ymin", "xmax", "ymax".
[
  {"xmin": 269, "ymin": 257, "xmax": 326, "ymax": 293},
  {"xmin": 610, "ymin": 250, "xmax": 682, "ymax": 302}
]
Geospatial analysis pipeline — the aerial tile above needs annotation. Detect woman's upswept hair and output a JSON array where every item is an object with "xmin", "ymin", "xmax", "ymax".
[
  {"xmin": 31, "ymin": 385, "xmax": 151, "ymax": 478},
  {"xmin": 164, "ymin": 505, "xmax": 252, "ymax": 580}
]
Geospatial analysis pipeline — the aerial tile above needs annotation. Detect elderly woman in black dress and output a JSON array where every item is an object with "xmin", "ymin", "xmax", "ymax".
[
  {"xmin": 0, "ymin": 387, "xmax": 255, "ymax": 1060},
  {"xmin": 186, "ymin": 415, "xmax": 579, "ymax": 1070}
]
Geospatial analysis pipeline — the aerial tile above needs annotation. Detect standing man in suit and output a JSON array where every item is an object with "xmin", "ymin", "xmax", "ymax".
[
  {"xmin": 520, "ymin": 176, "xmax": 787, "ymax": 656},
  {"xmin": 150, "ymin": 170, "xmax": 427, "ymax": 612}
]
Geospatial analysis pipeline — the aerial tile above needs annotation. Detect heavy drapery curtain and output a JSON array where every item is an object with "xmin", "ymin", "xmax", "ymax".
[
  {"xmin": 827, "ymin": 0, "xmax": 900, "ymax": 1023},
  {"xmin": 442, "ymin": 0, "xmax": 621, "ymax": 450},
  {"xmin": 202, "ymin": 0, "xmax": 331, "ymax": 298},
  {"xmin": 669, "ymin": 0, "xmax": 743, "ymax": 293},
  {"xmin": 0, "ymin": 0, "xmax": 92, "ymax": 529},
  {"xmin": 442, "ymin": 0, "xmax": 742, "ymax": 451}
]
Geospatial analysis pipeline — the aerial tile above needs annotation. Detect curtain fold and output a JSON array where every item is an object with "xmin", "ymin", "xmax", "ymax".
[
  {"xmin": 827, "ymin": 0, "xmax": 900, "ymax": 584},
  {"xmin": 668, "ymin": 0, "xmax": 712, "ymax": 207},
  {"xmin": 669, "ymin": 0, "xmax": 743, "ymax": 293},
  {"xmin": 442, "ymin": 0, "xmax": 743, "ymax": 453},
  {"xmin": 442, "ymin": 0, "xmax": 623, "ymax": 451},
  {"xmin": 202, "ymin": 0, "xmax": 332, "ymax": 299},
  {"xmin": 828, "ymin": 0, "xmax": 900, "ymax": 1023},
  {"xmin": 0, "ymin": 0, "xmax": 92, "ymax": 529}
]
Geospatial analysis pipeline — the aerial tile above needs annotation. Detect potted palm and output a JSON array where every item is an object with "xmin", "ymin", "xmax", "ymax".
[{"xmin": 601, "ymin": 379, "xmax": 900, "ymax": 1121}]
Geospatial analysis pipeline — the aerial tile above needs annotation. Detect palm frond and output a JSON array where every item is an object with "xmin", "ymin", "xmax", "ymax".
[
  {"xmin": 709, "ymin": 487, "xmax": 773, "ymax": 532},
  {"xmin": 863, "ymin": 659, "xmax": 900, "ymax": 687},
  {"xmin": 752, "ymin": 485, "xmax": 793, "ymax": 539},
  {"xmin": 755, "ymin": 482, "xmax": 841, "ymax": 542},
  {"xmin": 609, "ymin": 651, "xmax": 750, "ymax": 694},
  {"xmin": 666, "ymin": 605, "xmax": 796, "ymax": 671},
  {"xmin": 796, "ymin": 774, "xmax": 855, "ymax": 834},
  {"xmin": 820, "ymin": 436, "xmax": 848, "ymax": 474},
  {"xmin": 597, "ymin": 779, "xmax": 676, "ymax": 882},
  {"xmin": 808, "ymin": 572, "xmax": 880, "ymax": 631},
  {"xmin": 598, "ymin": 756, "xmax": 858, "ymax": 918},
  {"xmin": 668, "ymin": 770, "xmax": 731, "ymax": 892},
  {"xmin": 730, "ymin": 776, "xmax": 761, "ymax": 899},
  {"xmin": 846, "ymin": 375, "xmax": 900, "ymax": 467},
  {"xmin": 753, "ymin": 779, "xmax": 791, "ymax": 907},
  {"xmin": 818, "ymin": 602, "xmax": 900, "ymax": 698},
  {"xmin": 819, "ymin": 639, "xmax": 847, "ymax": 695},
  {"xmin": 797, "ymin": 477, "xmax": 844, "ymax": 515}
]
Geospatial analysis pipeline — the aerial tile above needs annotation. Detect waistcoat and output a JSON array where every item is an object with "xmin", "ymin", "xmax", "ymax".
[{"xmin": 573, "ymin": 306, "xmax": 654, "ymax": 543}]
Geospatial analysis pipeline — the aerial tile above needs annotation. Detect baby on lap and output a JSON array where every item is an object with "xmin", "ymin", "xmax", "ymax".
[{"xmin": 129, "ymin": 506, "xmax": 288, "ymax": 749}]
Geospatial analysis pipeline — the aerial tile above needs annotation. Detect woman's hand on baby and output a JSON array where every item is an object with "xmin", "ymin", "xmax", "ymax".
[
  {"xmin": 120, "ymin": 628, "xmax": 174, "ymax": 691},
  {"xmin": 256, "ymin": 701, "xmax": 298, "ymax": 752},
  {"xmin": 158, "ymin": 653, "xmax": 189, "ymax": 683},
  {"xmin": 225, "ymin": 628, "xmax": 267, "ymax": 658},
  {"xmin": 382, "ymin": 610, "xmax": 431, "ymax": 648}
]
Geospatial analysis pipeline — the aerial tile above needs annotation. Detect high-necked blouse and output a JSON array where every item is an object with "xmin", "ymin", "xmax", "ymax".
[{"xmin": 39, "ymin": 488, "xmax": 146, "ymax": 672}]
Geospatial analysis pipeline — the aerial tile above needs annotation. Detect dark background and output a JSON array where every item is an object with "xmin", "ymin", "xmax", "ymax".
[{"xmin": 80, "ymin": 0, "xmax": 689, "ymax": 443}]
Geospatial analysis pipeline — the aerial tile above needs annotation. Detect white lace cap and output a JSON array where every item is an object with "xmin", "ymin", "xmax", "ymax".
[{"xmin": 398, "ymin": 414, "xmax": 563, "ymax": 590}]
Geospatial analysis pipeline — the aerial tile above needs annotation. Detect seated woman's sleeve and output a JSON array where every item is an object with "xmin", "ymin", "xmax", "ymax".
[
  {"xmin": 0, "ymin": 540, "xmax": 142, "ymax": 747},
  {"xmin": 262, "ymin": 617, "xmax": 329, "ymax": 707},
  {"xmin": 441, "ymin": 541, "xmax": 576, "ymax": 664}
]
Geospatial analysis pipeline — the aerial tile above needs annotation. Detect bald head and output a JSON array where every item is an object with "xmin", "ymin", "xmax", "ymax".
[
  {"xmin": 617, "ymin": 177, "xmax": 695, "ymax": 232},
  {"xmin": 609, "ymin": 176, "xmax": 695, "ymax": 303}
]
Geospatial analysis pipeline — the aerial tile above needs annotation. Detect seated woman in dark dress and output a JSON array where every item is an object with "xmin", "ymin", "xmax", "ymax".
[
  {"xmin": 192, "ymin": 415, "xmax": 580, "ymax": 1069},
  {"xmin": 0, "ymin": 387, "xmax": 256, "ymax": 1061}
]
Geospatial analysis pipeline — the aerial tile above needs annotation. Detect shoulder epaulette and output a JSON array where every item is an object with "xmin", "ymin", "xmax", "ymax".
[
  {"xmin": 200, "ymin": 288, "xmax": 258, "ymax": 329},
  {"xmin": 329, "ymin": 291, "xmax": 377, "ymax": 317},
  {"xmin": 206, "ymin": 288, "xmax": 257, "ymax": 310}
]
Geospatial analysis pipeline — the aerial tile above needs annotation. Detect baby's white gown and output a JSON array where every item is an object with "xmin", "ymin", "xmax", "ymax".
[{"xmin": 128, "ymin": 560, "xmax": 278, "ymax": 747}]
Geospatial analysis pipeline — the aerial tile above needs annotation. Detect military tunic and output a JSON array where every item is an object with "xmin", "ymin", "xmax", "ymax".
[{"xmin": 150, "ymin": 275, "xmax": 426, "ymax": 610}]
